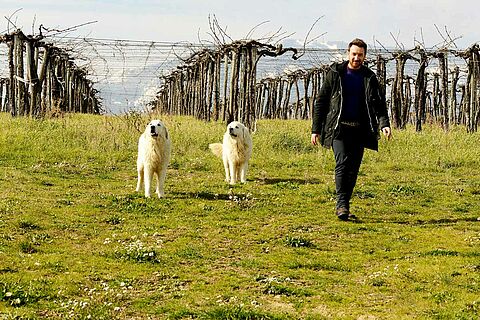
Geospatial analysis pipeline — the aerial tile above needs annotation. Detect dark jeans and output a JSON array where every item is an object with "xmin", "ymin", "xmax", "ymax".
[{"xmin": 332, "ymin": 125, "xmax": 365, "ymax": 210}]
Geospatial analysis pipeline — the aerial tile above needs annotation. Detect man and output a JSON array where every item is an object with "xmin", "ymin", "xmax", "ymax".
[{"xmin": 311, "ymin": 38, "xmax": 391, "ymax": 221}]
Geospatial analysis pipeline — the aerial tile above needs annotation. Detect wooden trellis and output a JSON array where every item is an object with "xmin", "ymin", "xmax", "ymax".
[
  {"xmin": 390, "ymin": 51, "xmax": 411, "ymax": 129},
  {"xmin": 254, "ymin": 67, "xmax": 325, "ymax": 120},
  {"xmin": 151, "ymin": 42, "xmax": 479, "ymax": 132},
  {"xmin": 387, "ymin": 45, "xmax": 480, "ymax": 132},
  {"xmin": 150, "ymin": 40, "xmax": 298, "ymax": 129},
  {"xmin": 459, "ymin": 44, "xmax": 480, "ymax": 132},
  {"xmin": 0, "ymin": 29, "xmax": 101, "ymax": 117}
]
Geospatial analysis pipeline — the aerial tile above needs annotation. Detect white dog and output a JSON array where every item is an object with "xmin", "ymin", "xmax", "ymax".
[
  {"xmin": 209, "ymin": 121, "xmax": 253, "ymax": 185},
  {"xmin": 136, "ymin": 119, "xmax": 171, "ymax": 198}
]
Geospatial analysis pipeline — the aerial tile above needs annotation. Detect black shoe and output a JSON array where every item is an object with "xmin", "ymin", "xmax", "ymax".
[{"xmin": 336, "ymin": 207, "xmax": 350, "ymax": 221}]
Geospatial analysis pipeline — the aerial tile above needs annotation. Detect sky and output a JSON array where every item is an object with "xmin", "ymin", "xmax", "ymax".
[{"xmin": 1, "ymin": 0, "xmax": 479, "ymax": 49}]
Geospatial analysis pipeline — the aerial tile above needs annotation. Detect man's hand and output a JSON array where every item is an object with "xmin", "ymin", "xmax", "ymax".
[
  {"xmin": 311, "ymin": 133, "xmax": 320, "ymax": 145},
  {"xmin": 381, "ymin": 127, "xmax": 392, "ymax": 140}
]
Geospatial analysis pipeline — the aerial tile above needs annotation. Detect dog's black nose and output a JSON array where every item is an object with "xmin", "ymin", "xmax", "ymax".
[{"xmin": 150, "ymin": 126, "xmax": 156, "ymax": 134}]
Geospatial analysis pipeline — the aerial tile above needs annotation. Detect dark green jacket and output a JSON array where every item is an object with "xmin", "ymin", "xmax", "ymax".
[{"xmin": 312, "ymin": 61, "xmax": 390, "ymax": 150}]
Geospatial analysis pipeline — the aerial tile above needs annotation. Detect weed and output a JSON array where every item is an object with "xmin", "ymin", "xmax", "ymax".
[
  {"xmin": 287, "ymin": 260, "xmax": 351, "ymax": 272},
  {"xmin": 387, "ymin": 184, "xmax": 424, "ymax": 196},
  {"xmin": 203, "ymin": 305, "xmax": 291, "ymax": 320},
  {"xmin": 56, "ymin": 199, "xmax": 73, "ymax": 206},
  {"xmin": 0, "ymin": 279, "xmax": 51, "ymax": 306},
  {"xmin": 422, "ymin": 249, "xmax": 460, "ymax": 257},
  {"xmin": 19, "ymin": 241, "xmax": 37, "ymax": 254},
  {"xmin": 105, "ymin": 215, "xmax": 124, "ymax": 225},
  {"xmin": 274, "ymin": 181, "xmax": 300, "ymax": 190},
  {"xmin": 256, "ymin": 274, "xmax": 312, "ymax": 298},
  {"xmin": 113, "ymin": 240, "xmax": 160, "ymax": 263},
  {"xmin": 176, "ymin": 247, "xmax": 203, "ymax": 259},
  {"xmin": 28, "ymin": 233, "xmax": 52, "ymax": 245},
  {"xmin": 285, "ymin": 235, "xmax": 314, "ymax": 248},
  {"xmin": 227, "ymin": 191, "xmax": 256, "ymax": 209},
  {"xmin": 263, "ymin": 283, "xmax": 313, "ymax": 297},
  {"xmin": 354, "ymin": 189, "xmax": 376, "ymax": 199},
  {"xmin": 18, "ymin": 221, "xmax": 41, "ymax": 230}
]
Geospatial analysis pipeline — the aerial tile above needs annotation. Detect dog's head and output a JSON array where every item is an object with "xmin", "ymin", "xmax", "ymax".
[
  {"xmin": 146, "ymin": 119, "xmax": 169, "ymax": 140},
  {"xmin": 227, "ymin": 121, "xmax": 248, "ymax": 140}
]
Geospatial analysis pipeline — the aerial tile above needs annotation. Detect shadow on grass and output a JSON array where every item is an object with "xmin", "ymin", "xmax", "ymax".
[
  {"xmin": 171, "ymin": 191, "xmax": 231, "ymax": 200},
  {"xmin": 362, "ymin": 216, "xmax": 479, "ymax": 225},
  {"xmin": 257, "ymin": 177, "xmax": 321, "ymax": 185}
]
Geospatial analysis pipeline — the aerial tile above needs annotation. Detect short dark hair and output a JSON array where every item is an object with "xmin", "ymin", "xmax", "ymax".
[{"xmin": 348, "ymin": 38, "xmax": 367, "ymax": 54}]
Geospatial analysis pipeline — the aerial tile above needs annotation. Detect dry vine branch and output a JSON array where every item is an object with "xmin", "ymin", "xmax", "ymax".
[
  {"xmin": 375, "ymin": 40, "xmax": 395, "ymax": 58},
  {"xmin": 39, "ymin": 21, "xmax": 98, "ymax": 37},
  {"xmin": 432, "ymin": 24, "xmax": 461, "ymax": 49},
  {"xmin": 245, "ymin": 20, "xmax": 271, "ymax": 40},
  {"xmin": 3, "ymin": 8, "xmax": 23, "ymax": 33},
  {"xmin": 207, "ymin": 14, "xmax": 233, "ymax": 45},
  {"xmin": 390, "ymin": 31, "xmax": 405, "ymax": 50},
  {"xmin": 207, "ymin": 14, "xmax": 224, "ymax": 45},
  {"xmin": 294, "ymin": 16, "xmax": 326, "ymax": 60},
  {"xmin": 262, "ymin": 26, "xmax": 287, "ymax": 44},
  {"xmin": 413, "ymin": 28, "xmax": 426, "ymax": 50}
]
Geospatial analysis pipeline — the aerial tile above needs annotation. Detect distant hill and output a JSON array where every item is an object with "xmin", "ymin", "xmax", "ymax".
[{"xmin": 282, "ymin": 38, "xmax": 348, "ymax": 50}]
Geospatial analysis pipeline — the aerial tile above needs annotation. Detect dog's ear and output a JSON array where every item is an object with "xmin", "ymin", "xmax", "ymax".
[
  {"xmin": 164, "ymin": 128, "xmax": 169, "ymax": 140},
  {"xmin": 243, "ymin": 126, "xmax": 248, "ymax": 140}
]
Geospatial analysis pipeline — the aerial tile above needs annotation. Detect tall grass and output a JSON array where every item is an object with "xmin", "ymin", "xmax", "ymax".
[{"xmin": 0, "ymin": 112, "xmax": 479, "ymax": 319}]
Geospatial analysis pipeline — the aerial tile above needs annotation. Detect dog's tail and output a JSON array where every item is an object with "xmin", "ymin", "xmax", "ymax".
[{"xmin": 208, "ymin": 143, "xmax": 223, "ymax": 158}]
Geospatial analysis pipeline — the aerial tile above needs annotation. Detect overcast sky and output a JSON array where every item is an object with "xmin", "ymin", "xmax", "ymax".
[{"xmin": 2, "ymin": 0, "xmax": 478, "ymax": 48}]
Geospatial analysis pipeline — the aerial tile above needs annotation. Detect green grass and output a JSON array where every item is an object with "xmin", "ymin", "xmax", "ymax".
[{"xmin": 0, "ymin": 112, "xmax": 479, "ymax": 319}]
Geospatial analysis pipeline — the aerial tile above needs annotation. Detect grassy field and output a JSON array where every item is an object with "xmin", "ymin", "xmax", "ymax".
[{"xmin": 0, "ymin": 112, "xmax": 479, "ymax": 319}]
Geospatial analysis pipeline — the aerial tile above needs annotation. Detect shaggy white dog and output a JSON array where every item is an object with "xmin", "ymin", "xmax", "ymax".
[
  {"xmin": 136, "ymin": 119, "xmax": 171, "ymax": 198},
  {"xmin": 209, "ymin": 121, "xmax": 253, "ymax": 185}
]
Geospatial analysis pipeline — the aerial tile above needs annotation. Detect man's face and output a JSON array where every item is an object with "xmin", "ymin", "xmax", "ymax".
[{"xmin": 348, "ymin": 45, "xmax": 366, "ymax": 70}]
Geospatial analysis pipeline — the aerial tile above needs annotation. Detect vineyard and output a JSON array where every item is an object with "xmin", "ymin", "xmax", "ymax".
[
  {"xmin": 1, "ymin": 21, "xmax": 480, "ymax": 319},
  {"xmin": 1, "ymin": 27, "xmax": 479, "ymax": 131}
]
